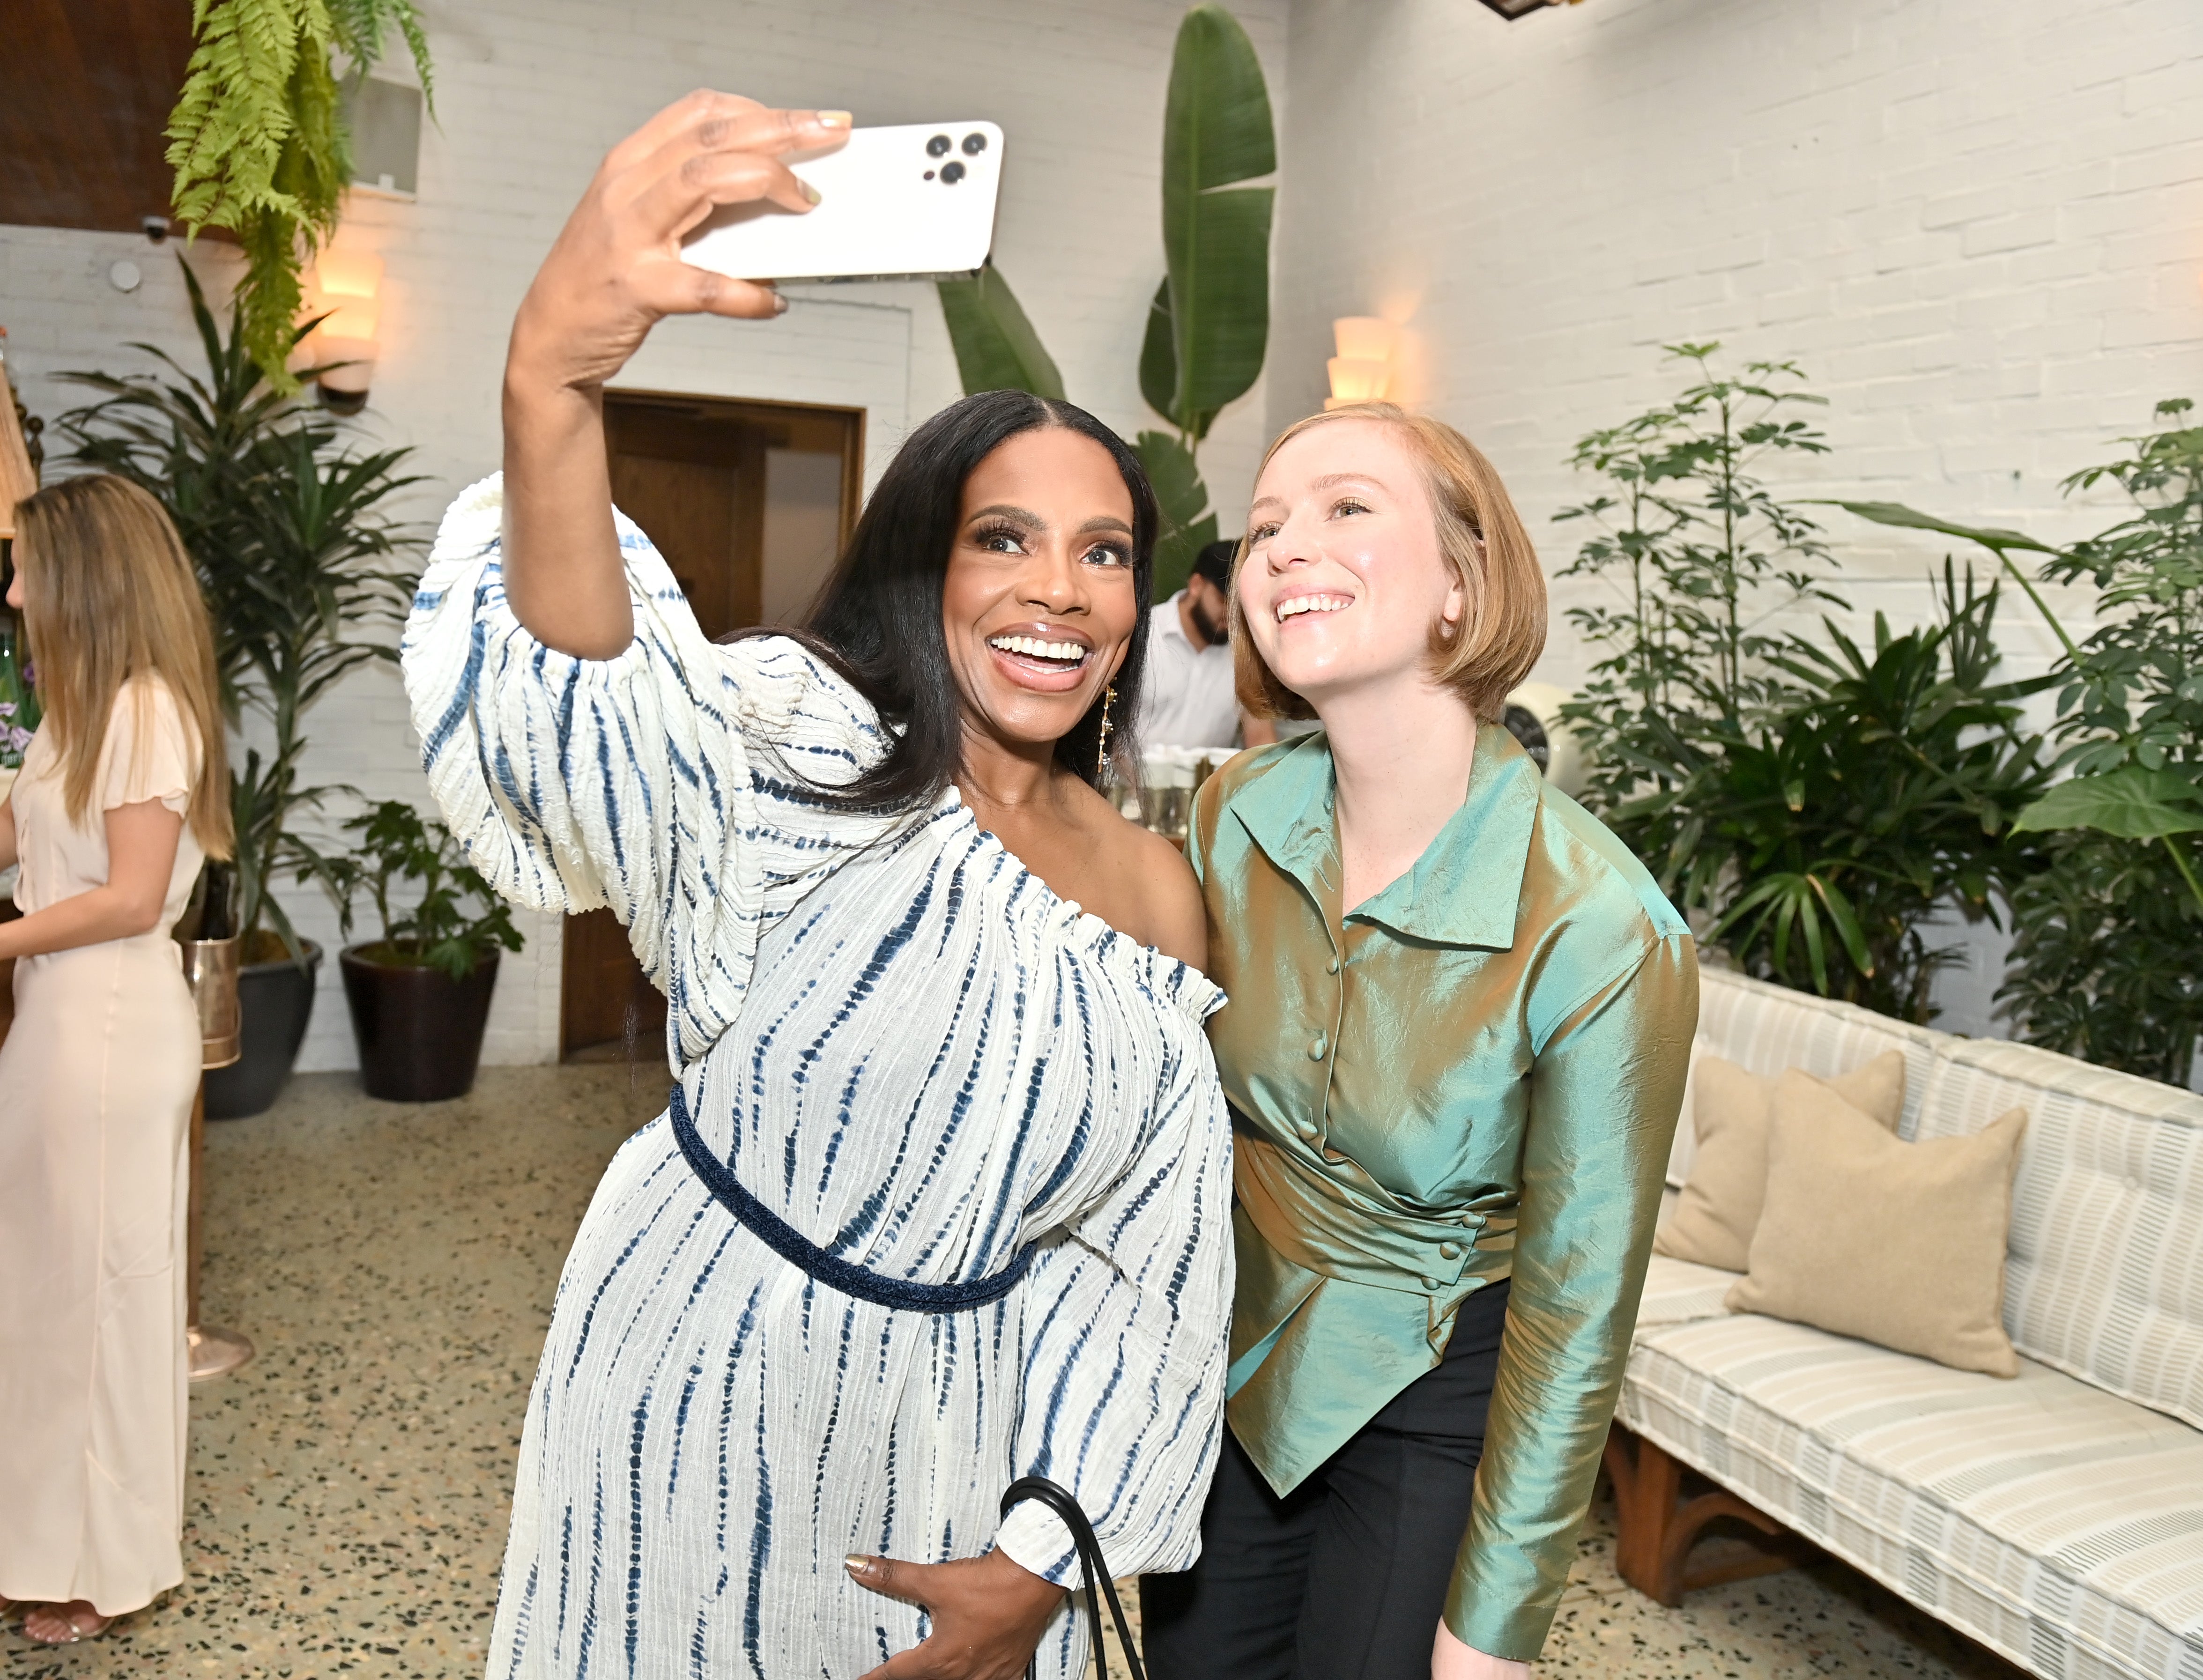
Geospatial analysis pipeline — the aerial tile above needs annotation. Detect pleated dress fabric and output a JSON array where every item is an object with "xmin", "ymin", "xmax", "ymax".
[
  {"xmin": 403, "ymin": 477, "xmax": 1233, "ymax": 1680},
  {"xmin": 0, "ymin": 679, "xmax": 206, "ymax": 1615}
]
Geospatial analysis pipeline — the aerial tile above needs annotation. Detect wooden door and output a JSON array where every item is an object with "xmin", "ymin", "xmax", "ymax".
[{"xmin": 560, "ymin": 392, "xmax": 864, "ymax": 1063}]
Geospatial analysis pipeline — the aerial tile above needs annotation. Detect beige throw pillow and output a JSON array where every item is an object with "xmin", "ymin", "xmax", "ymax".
[
  {"xmin": 1655, "ymin": 1050, "xmax": 1906, "ymax": 1272},
  {"xmin": 1726, "ymin": 1073, "xmax": 2028, "ymax": 1377}
]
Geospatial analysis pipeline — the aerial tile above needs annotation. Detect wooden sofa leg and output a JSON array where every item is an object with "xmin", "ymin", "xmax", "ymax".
[
  {"xmin": 1605, "ymin": 1423, "xmax": 1684, "ymax": 1603},
  {"xmin": 1604, "ymin": 1423, "xmax": 1799, "ymax": 1607}
]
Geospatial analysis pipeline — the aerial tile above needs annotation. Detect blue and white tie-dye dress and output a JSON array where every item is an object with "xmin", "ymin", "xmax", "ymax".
[{"xmin": 401, "ymin": 478, "xmax": 1232, "ymax": 1680}]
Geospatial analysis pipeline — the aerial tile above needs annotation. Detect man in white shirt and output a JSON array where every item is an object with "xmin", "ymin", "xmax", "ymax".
[{"xmin": 1140, "ymin": 540, "xmax": 1276, "ymax": 750}]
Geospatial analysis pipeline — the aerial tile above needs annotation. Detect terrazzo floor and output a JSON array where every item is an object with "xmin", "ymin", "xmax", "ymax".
[{"xmin": 4, "ymin": 1065, "xmax": 2030, "ymax": 1680}]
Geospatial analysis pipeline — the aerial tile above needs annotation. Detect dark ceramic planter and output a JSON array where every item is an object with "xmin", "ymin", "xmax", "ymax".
[
  {"xmin": 203, "ymin": 940, "xmax": 322, "ymax": 1120},
  {"xmin": 340, "ymin": 945, "xmax": 498, "ymax": 1103}
]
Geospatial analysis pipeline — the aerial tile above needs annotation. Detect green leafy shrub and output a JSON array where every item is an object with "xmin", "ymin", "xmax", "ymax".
[
  {"xmin": 1561, "ymin": 347, "xmax": 2047, "ymax": 1022},
  {"xmin": 1556, "ymin": 343, "xmax": 1838, "ymax": 804},
  {"xmin": 58, "ymin": 260, "xmax": 420, "ymax": 954},
  {"xmin": 296, "ymin": 800, "xmax": 522, "ymax": 979},
  {"xmin": 1622, "ymin": 569, "xmax": 2050, "ymax": 1021},
  {"xmin": 165, "ymin": 0, "xmax": 433, "ymax": 389},
  {"xmin": 1845, "ymin": 401, "xmax": 2203, "ymax": 1082}
]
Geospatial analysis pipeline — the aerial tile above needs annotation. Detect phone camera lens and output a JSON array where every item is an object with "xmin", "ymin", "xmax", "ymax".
[
  {"xmin": 927, "ymin": 134, "xmax": 951, "ymax": 158},
  {"xmin": 940, "ymin": 160, "xmax": 967, "ymax": 185},
  {"xmin": 961, "ymin": 132, "xmax": 987, "ymax": 155}
]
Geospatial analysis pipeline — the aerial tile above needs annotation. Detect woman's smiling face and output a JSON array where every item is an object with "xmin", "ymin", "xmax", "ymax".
[
  {"xmin": 940, "ymin": 426, "xmax": 1141, "ymax": 754},
  {"xmin": 1238, "ymin": 418, "xmax": 1462, "ymax": 710}
]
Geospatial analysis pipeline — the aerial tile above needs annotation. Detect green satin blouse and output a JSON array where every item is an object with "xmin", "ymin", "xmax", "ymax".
[{"xmin": 1187, "ymin": 723, "xmax": 1698, "ymax": 1662}]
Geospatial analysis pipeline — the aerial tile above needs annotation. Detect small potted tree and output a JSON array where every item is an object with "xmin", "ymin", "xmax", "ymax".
[
  {"xmin": 298, "ymin": 801, "xmax": 523, "ymax": 1102},
  {"xmin": 60, "ymin": 262, "xmax": 420, "ymax": 1116}
]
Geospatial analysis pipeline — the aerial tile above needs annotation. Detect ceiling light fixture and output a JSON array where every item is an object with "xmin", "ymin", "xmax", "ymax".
[{"xmin": 1477, "ymin": 0, "xmax": 1584, "ymax": 20}]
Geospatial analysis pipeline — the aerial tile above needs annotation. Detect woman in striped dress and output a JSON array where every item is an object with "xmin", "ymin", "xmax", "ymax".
[{"xmin": 404, "ymin": 93, "xmax": 1231, "ymax": 1680}]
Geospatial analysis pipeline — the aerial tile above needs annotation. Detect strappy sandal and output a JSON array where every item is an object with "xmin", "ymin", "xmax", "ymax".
[{"xmin": 18, "ymin": 1601, "xmax": 114, "ymax": 1644}]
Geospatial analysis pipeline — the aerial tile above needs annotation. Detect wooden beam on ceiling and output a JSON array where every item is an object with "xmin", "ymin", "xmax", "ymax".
[{"xmin": 0, "ymin": 0, "xmax": 198, "ymax": 235}]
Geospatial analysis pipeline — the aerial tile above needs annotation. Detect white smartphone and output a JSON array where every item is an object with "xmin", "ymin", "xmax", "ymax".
[{"xmin": 680, "ymin": 121, "xmax": 1004, "ymax": 285}]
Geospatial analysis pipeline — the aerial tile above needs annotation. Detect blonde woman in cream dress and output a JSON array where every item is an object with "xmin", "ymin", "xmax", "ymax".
[{"xmin": 0, "ymin": 475, "xmax": 231, "ymax": 1646}]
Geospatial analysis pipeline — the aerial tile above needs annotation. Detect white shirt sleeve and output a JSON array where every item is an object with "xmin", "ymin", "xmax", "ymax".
[{"xmin": 401, "ymin": 474, "xmax": 891, "ymax": 1066}]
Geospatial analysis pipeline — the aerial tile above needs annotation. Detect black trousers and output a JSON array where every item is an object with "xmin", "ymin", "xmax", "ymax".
[{"xmin": 1140, "ymin": 1279, "xmax": 1511, "ymax": 1680}]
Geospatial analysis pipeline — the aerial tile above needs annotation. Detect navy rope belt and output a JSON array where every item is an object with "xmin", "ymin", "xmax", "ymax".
[{"xmin": 668, "ymin": 1086, "xmax": 1038, "ymax": 1313}]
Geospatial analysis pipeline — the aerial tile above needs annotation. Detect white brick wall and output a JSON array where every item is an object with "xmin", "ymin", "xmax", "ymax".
[
  {"xmin": 16, "ymin": 0, "xmax": 2195, "ymax": 1053},
  {"xmin": 1268, "ymin": 0, "xmax": 2203, "ymax": 1035},
  {"xmin": 2, "ymin": 0, "xmax": 1289, "ymax": 1068}
]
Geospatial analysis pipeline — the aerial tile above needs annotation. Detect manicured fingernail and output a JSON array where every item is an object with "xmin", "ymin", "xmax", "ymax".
[
  {"xmin": 772, "ymin": 292, "xmax": 790, "ymax": 315},
  {"xmin": 843, "ymin": 1554, "xmax": 872, "ymax": 1577},
  {"xmin": 819, "ymin": 111, "xmax": 852, "ymax": 129},
  {"xmin": 801, "ymin": 181, "xmax": 823, "ymax": 206}
]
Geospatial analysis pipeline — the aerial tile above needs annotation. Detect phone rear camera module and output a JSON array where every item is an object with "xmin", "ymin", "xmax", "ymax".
[
  {"xmin": 940, "ymin": 160, "xmax": 967, "ymax": 185},
  {"xmin": 927, "ymin": 134, "xmax": 952, "ymax": 158},
  {"xmin": 961, "ymin": 132, "xmax": 987, "ymax": 155}
]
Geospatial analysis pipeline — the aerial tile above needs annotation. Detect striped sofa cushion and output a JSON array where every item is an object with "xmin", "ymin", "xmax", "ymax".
[
  {"xmin": 1636, "ymin": 1252, "xmax": 1742, "ymax": 1327},
  {"xmin": 1620, "ymin": 1312, "xmax": 2203, "ymax": 1680},
  {"xmin": 1670, "ymin": 968, "xmax": 1943, "ymax": 1189},
  {"xmin": 1916, "ymin": 1038, "xmax": 2203, "ymax": 1432}
]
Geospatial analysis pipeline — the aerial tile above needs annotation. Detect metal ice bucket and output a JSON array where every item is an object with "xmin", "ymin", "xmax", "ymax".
[{"xmin": 179, "ymin": 934, "xmax": 243, "ymax": 1071}]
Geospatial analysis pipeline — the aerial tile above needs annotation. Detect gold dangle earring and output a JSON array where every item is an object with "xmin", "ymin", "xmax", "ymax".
[{"xmin": 1096, "ymin": 685, "xmax": 1117, "ymax": 782}]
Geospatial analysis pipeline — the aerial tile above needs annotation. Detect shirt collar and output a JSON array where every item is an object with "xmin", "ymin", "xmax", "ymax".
[
  {"xmin": 1154, "ymin": 592, "xmax": 1193, "ymax": 650},
  {"xmin": 1231, "ymin": 722, "xmax": 1542, "ymax": 950}
]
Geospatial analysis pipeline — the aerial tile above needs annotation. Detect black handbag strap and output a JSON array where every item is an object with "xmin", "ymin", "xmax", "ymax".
[{"xmin": 999, "ymin": 1476, "xmax": 1147, "ymax": 1680}]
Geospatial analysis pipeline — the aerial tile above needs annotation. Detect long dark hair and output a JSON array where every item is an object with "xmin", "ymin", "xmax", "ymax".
[{"xmin": 754, "ymin": 390, "xmax": 1158, "ymax": 811}]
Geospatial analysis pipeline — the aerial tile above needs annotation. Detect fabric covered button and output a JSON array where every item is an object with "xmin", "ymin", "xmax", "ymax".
[
  {"xmin": 1295, "ymin": 1116, "xmax": 1320, "ymax": 1141},
  {"xmin": 1307, "ymin": 1031, "xmax": 1327, "ymax": 1060},
  {"xmin": 1440, "ymin": 1242, "xmax": 1461, "ymax": 1260},
  {"xmin": 1421, "ymin": 1276, "xmax": 1440, "ymax": 1291},
  {"xmin": 1326, "ymin": 955, "xmax": 1341, "ymax": 975}
]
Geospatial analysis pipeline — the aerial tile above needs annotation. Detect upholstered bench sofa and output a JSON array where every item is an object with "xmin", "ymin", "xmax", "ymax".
[{"xmin": 1606, "ymin": 966, "xmax": 2203, "ymax": 1680}]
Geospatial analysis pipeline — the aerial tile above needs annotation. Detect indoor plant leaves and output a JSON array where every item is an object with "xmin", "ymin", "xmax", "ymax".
[{"xmin": 935, "ymin": 266, "xmax": 1065, "ymax": 400}]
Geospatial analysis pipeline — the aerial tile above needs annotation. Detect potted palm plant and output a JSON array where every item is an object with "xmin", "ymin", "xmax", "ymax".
[
  {"xmin": 297, "ymin": 801, "xmax": 523, "ymax": 1102},
  {"xmin": 59, "ymin": 260, "xmax": 419, "ymax": 1115}
]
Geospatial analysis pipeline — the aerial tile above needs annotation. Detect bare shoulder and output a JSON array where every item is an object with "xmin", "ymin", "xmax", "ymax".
[{"xmin": 1063, "ymin": 781, "xmax": 1209, "ymax": 973}]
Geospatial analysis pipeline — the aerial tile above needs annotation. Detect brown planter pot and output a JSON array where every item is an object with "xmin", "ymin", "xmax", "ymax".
[{"xmin": 339, "ymin": 944, "xmax": 498, "ymax": 1103}]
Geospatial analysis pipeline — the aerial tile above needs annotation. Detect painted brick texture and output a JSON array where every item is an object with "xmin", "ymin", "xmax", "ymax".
[
  {"xmin": 1, "ymin": 0, "xmax": 1288, "ymax": 1068},
  {"xmin": 1268, "ymin": 0, "xmax": 2203, "ymax": 1034}
]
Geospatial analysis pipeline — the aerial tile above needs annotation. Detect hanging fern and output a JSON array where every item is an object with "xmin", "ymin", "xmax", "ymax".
[{"xmin": 166, "ymin": 0, "xmax": 434, "ymax": 391}]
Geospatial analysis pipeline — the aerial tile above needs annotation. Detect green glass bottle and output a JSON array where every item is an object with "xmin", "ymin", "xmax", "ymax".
[{"xmin": 0, "ymin": 616, "xmax": 39, "ymax": 770}]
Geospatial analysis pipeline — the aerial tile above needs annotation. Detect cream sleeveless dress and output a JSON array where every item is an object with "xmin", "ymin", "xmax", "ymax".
[{"xmin": 0, "ymin": 678, "xmax": 205, "ymax": 1615}]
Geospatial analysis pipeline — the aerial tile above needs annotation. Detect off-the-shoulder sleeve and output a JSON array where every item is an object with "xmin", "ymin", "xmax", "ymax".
[
  {"xmin": 98, "ymin": 679, "xmax": 198, "ymax": 817},
  {"xmin": 401, "ymin": 474, "xmax": 891, "ymax": 1066}
]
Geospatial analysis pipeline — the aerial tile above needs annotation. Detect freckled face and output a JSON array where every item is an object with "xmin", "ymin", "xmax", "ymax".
[
  {"xmin": 1238, "ymin": 419, "xmax": 1461, "ymax": 708},
  {"xmin": 940, "ymin": 427, "xmax": 1141, "ymax": 751}
]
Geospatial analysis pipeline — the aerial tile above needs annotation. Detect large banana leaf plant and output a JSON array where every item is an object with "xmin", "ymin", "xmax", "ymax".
[
  {"xmin": 58, "ymin": 259, "xmax": 420, "ymax": 955},
  {"xmin": 938, "ymin": 3, "xmax": 1273, "ymax": 600}
]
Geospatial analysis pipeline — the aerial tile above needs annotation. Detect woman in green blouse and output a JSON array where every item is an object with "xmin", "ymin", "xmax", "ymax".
[{"xmin": 1139, "ymin": 404, "xmax": 1698, "ymax": 1680}]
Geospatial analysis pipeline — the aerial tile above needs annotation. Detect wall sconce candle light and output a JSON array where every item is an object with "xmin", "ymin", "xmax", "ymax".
[
  {"xmin": 307, "ymin": 251, "xmax": 384, "ymax": 415},
  {"xmin": 1326, "ymin": 316, "xmax": 1398, "ymax": 410}
]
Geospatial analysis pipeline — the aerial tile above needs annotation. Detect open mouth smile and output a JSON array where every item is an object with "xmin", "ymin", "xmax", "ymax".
[
  {"xmin": 1274, "ymin": 593, "xmax": 1352, "ymax": 624},
  {"xmin": 986, "ymin": 629, "xmax": 1094, "ymax": 692}
]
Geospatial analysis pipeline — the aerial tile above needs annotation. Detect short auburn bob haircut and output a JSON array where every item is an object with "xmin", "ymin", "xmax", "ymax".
[{"xmin": 1233, "ymin": 402, "xmax": 1547, "ymax": 725}]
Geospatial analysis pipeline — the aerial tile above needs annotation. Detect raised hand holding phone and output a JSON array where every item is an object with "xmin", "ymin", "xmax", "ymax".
[{"xmin": 500, "ymin": 91, "xmax": 850, "ymax": 659}]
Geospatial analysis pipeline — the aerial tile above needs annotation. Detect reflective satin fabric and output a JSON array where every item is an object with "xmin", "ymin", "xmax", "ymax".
[{"xmin": 1188, "ymin": 723, "xmax": 1698, "ymax": 1661}]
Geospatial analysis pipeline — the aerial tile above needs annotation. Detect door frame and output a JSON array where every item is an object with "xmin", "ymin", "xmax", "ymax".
[{"xmin": 559, "ymin": 389, "xmax": 868, "ymax": 1063}]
